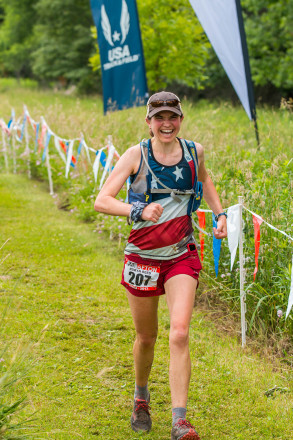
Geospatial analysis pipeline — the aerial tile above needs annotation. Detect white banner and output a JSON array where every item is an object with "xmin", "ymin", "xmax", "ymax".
[{"xmin": 189, "ymin": 0, "xmax": 253, "ymax": 120}]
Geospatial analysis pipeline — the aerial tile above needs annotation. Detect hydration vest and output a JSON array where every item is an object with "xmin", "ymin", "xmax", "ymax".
[{"xmin": 128, "ymin": 138, "xmax": 203, "ymax": 216}]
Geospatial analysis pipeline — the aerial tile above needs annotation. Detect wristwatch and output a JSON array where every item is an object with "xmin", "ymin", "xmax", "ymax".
[{"xmin": 214, "ymin": 212, "xmax": 227, "ymax": 222}]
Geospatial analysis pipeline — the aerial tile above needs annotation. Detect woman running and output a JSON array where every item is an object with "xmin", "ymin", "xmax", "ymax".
[{"xmin": 94, "ymin": 91, "xmax": 227, "ymax": 440}]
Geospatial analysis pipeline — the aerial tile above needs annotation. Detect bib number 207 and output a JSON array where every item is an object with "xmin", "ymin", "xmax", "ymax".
[
  {"xmin": 124, "ymin": 258, "xmax": 160, "ymax": 291},
  {"xmin": 128, "ymin": 271, "xmax": 151, "ymax": 287}
]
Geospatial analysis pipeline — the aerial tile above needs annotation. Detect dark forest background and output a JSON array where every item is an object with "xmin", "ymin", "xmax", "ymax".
[{"xmin": 0, "ymin": 0, "xmax": 292, "ymax": 104}]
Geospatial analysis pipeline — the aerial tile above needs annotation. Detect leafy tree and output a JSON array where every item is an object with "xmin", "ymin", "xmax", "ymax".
[
  {"xmin": 90, "ymin": 0, "xmax": 211, "ymax": 92},
  {"xmin": 137, "ymin": 0, "xmax": 210, "ymax": 91},
  {"xmin": 0, "ymin": 0, "xmax": 291, "ymax": 99},
  {"xmin": 32, "ymin": 0, "xmax": 99, "ymax": 91},
  {"xmin": 243, "ymin": 0, "xmax": 293, "ymax": 93},
  {"xmin": 0, "ymin": 6, "xmax": 4, "ymax": 25},
  {"xmin": 0, "ymin": 0, "xmax": 38, "ymax": 78},
  {"xmin": 203, "ymin": 0, "xmax": 293, "ymax": 98}
]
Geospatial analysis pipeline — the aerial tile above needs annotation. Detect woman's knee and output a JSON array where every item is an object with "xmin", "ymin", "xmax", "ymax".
[
  {"xmin": 136, "ymin": 331, "xmax": 157, "ymax": 349},
  {"xmin": 169, "ymin": 324, "xmax": 189, "ymax": 348}
]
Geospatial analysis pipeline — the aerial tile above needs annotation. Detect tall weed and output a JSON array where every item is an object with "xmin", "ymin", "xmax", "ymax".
[{"xmin": 0, "ymin": 241, "xmax": 36, "ymax": 439}]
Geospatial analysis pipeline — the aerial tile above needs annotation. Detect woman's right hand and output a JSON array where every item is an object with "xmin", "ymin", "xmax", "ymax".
[{"xmin": 141, "ymin": 203, "xmax": 164, "ymax": 223}]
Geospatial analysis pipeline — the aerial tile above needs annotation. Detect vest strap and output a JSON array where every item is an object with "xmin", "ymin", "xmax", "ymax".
[
  {"xmin": 140, "ymin": 140, "xmax": 196, "ymax": 203},
  {"xmin": 150, "ymin": 188, "xmax": 195, "ymax": 195}
]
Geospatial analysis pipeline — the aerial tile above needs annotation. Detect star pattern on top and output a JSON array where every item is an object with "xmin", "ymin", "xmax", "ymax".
[
  {"xmin": 151, "ymin": 178, "xmax": 158, "ymax": 189},
  {"xmin": 173, "ymin": 166, "xmax": 183, "ymax": 182}
]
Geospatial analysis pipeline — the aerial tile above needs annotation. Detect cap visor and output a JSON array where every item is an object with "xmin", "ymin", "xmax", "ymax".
[{"xmin": 148, "ymin": 106, "xmax": 182, "ymax": 118}]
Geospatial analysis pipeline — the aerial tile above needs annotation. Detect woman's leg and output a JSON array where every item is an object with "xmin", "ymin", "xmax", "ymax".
[
  {"xmin": 127, "ymin": 291, "xmax": 159, "ymax": 387},
  {"xmin": 164, "ymin": 275, "xmax": 197, "ymax": 408}
]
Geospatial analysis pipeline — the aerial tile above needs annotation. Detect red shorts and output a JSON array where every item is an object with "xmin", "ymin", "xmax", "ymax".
[{"xmin": 121, "ymin": 248, "xmax": 202, "ymax": 297}]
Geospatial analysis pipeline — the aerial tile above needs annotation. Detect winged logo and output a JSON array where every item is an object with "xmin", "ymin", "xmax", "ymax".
[
  {"xmin": 101, "ymin": 5, "xmax": 114, "ymax": 46},
  {"xmin": 101, "ymin": 0, "xmax": 130, "ymax": 46},
  {"xmin": 120, "ymin": 0, "xmax": 130, "ymax": 44}
]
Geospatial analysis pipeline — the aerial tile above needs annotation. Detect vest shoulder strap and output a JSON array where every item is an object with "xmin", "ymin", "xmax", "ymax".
[
  {"xmin": 180, "ymin": 139, "xmax": 199, "ymax": 188},
  {"xmin": 139, "ymin": 139, "xmax": 194, "ymax": 202}
]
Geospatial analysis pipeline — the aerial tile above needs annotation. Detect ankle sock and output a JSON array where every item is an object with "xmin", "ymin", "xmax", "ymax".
[
  {"xmin": 134, "ymin": 383, "xmax": 149, "ymax": 401},
  {"xmin": 172, "ymin": 407, "xmax": 187, "ymax": 425}
]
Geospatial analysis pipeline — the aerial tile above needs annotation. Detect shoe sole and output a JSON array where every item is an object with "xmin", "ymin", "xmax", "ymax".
[
  {"xmin": 131, "ymin": 425, "xmax": 151, "ymax": 432},
  {"xmin": 171, "ymin": 430, "xmax": 200, "ymax": 440},
  {"xmin": 131, "ymin": 415, "xmax": 151, "ymax": 432}
]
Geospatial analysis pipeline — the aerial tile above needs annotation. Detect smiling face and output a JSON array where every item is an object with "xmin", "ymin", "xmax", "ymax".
[{"xmin": 146, "ymin": 111, "xmax": 183, "ymax": 144}]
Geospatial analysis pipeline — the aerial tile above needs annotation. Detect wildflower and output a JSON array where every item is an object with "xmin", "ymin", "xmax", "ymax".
[{"xmin": 277, "ymin": 309, "xmax": 283, "ymax": 318}]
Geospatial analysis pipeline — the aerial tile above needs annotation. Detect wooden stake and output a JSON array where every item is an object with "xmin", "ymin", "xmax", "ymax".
[
  {"xmin": 2, "ymin": 129, "xmax": 9, "ymax": 172},
  {"xmin": 238, "ymin": 196, "xmax": 246, "ymax": 347},
  {"xmin": 12, "ymin": 129, "xmax": 17, "ymax": 174},
  {"xmin": 46, "ymin": 148, "xmax": 54, "ymax": 195},
  {"xmin": 24, "ymin": 117, "xmax": 31, "ymax": 179}
]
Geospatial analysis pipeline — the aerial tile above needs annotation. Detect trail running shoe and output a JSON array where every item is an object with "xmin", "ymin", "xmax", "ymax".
[
  {"xmin": 171, "ymin": 419, "xmax": 201, "ymax": 440},
  {"xmin": 130, "ymin": 396, "xmax": 152, "ymax": 432}
]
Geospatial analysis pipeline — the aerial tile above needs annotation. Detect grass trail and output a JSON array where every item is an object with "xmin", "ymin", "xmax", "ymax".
[{"xmin": 0, "ymin": 174, "xmax": 292, "ymax": 439}]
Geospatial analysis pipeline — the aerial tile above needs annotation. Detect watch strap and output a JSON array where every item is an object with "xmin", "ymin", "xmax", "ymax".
[{"xmin": 214, "ymin": 212, "xmax": 227, "ymax": 222}]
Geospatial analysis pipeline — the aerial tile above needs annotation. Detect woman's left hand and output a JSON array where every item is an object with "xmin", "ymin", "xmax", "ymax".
[{"xmin": 213, "ymin": 216, "xmax": 227, "ymax": 239}]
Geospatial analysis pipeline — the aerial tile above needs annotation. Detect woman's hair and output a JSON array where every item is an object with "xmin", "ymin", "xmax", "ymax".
[{"xmin": 149, "ymin": 126, "xmax": 154, "ymax": 138}]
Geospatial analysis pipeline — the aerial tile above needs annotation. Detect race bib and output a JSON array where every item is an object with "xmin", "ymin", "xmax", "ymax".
[{"xmin": 124, "ymin": 258, "xmax": 160, "ymax": 291}]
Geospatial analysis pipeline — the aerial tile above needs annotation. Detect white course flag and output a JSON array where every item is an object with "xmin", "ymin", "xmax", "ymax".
[
  {"xmin": 93, "ymin": 148, "xmax": 105, "ymax": 183},
  {"xmin": 99, "ymin": 145, "xmax": 116, "ymax": 190},
  {"xmin": 189, "ymin": 0, "xmax": 255, "ymax": 121},
  {"xmin": 65, "ymin": 140, "xmax": 74, "ymax": 179},
  {"xmin": 227, "ymin": 204, "xmax": 240, "ymax": 270}
]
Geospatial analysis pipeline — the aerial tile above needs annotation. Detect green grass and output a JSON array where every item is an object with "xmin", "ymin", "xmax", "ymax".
[
  {"xmin": 0, "ymin": 80, "xmax": 292, "ymax": 342},
  {"xmin": 0, "ymin": 174, "xmax": 293, "ymax": 439}
]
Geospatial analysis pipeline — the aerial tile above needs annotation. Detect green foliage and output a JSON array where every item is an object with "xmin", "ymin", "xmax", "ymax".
[
  {"xmin": 0, "ymin": 0, "xmax": 292, "ymax": 98},
  {"xmin": 31, "ymin": 0, "xmax": 99, "ymax": 91},
  {"xmin": 0, "ymin": 370, "xmax": 29, "ymax": 439},
  {"xmin": 89, "ymin": 0, "xmax": 211, "ymax": 91},
  {"xmin": 205, "ymin": 0, "xmax": 293, "ymax": 96},
  {"xmin": 137, "ymin": 0, "xmax": 210, "ymax": 91},
  {"xmin": 88, "ymin": 27, "xmax": 101, "ymax": 72},
  {"xmin": 0, "ymin": 243, "xmax": 35, "ymax": 439},
  {"xmin": 0, "ymin": 0, "xmax": 38, "ymax": 78},
  {"xmin": 242, "ymin": 0, "xmax": 293, "ymax": 91},
  {"xmin": 1, "ymin": 173, "xmax": 293, "ymax": 439},
  {"xmin": 0, "ymin": 82, "xmax": 292, "ymax": 341}
]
